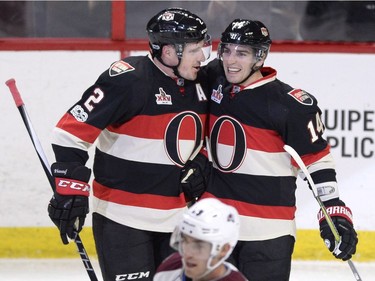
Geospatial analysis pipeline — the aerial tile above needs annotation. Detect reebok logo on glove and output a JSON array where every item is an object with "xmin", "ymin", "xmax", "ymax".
[{"xmin": 55, "ymin": 178, "xmax": 90, "ymax": 197}]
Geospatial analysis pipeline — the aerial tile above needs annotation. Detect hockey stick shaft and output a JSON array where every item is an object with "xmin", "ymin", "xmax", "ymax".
[
  {"xmin": 283, "ymin": 144, "xmax": 362, "ymax": 281},
  {"xmin": 6, "ymin": 79, "xmax": 54, "ymax": 188},
  {"xmin": 205, "ymin": 136, "xmax": 212, "ymax": 163},
  {"xmin": 5, "ymin": 78, "xmax": 98, "ymax": 281}
]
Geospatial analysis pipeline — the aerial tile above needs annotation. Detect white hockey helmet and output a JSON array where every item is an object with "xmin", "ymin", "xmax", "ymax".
[{"xmin": 171, "ymin": 197, "xmax": 240, "ymax": 259}]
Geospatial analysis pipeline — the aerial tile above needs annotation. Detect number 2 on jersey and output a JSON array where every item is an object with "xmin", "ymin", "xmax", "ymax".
[{"xmin": 84, "ymin": 88, "xmax": 104, "ymax": 112}]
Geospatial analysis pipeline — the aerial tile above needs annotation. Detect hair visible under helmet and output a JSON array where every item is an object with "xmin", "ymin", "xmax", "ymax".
[
  {"xmin": 146, "ymin": 7, "xmax": 211, "ymax": 76},
  {"xmin": 170, "ymin": 198, "xmax": 240, "ymax": 278},
  {"xmin": 218, "ymin": 19, "xmax": 272, "ymax": 83}
]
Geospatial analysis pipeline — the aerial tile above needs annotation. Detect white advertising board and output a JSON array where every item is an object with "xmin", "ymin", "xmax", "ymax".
[{"xmin": 0, "ymin": 51, "xmax": 373, "ymax": 230}]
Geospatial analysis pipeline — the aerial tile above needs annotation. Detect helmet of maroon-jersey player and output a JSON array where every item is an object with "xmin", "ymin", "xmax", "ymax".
[
  {"xmin": 218, "ymin": 19, "xmax": 272, "ymax": 61},
  {"xmin": 170, "ymin": 198, "xmax": 240, "ymax": 276},
  {"xmin": 146, "ymin": 7, "xmax": 210, "ymax": 58}
]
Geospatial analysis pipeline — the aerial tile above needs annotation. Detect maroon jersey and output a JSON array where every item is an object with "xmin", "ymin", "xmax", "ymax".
[
  {"xmin": 203, "ymin": 59, "xmax": 337, "ymax": 241},
  {"xmin": 154, "ymin": 252, "xmax": 248, "ymax": 281},
  {"xmin": 52, "ymin": 55, "xmax": 209, "ymax": 232}
]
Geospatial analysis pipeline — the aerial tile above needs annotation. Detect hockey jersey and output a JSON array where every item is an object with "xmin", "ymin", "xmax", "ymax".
[
  {"xmin": 154, "ymin": 252, "xmax": 248, "ymax": 281},
  {"xmin": 51, "ymin": 55, "xmax": 209, "ymax": 232},
  {"xmin": 202, "ymin": 59, "xmax": 337, "ymax": 241}
]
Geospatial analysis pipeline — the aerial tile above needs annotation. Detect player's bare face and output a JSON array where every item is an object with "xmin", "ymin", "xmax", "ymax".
[
  {"xmin": 221, "ymin": 44, "xmax": 256, "ymax": 85},
  {"xmin": 178, "ymin": 40, "xmax": 207, "ymax": 81},
  {"xmin": 180, "ymin": 234, "xmax": 212, "ymax": 279}
]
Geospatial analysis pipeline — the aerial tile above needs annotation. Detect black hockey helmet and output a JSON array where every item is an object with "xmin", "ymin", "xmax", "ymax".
[
  {"xmin": 146, "ymin": 7, "xmax": 209, "ymax": 58},
  {"xmin": 219, "ymin": 19, "xmax": 272, "ymax": 61}
]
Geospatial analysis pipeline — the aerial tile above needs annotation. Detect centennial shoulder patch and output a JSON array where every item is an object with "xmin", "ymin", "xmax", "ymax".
[
  {"xmin": 109, "ymin": 61, "xmax": 135, "ymax": 77},
  {"xmin": 287, "ymin": 89, "xmax": 313, "ymax": 105},
  {"xmin": 70, "ymin": 105, "xmax": 88, "ymax": 122}
]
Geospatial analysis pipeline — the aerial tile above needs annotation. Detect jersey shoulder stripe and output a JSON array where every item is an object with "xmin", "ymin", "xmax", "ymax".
[{"xmin": 55, "ymin": 112, "xmax": 101, "ymax": 144}]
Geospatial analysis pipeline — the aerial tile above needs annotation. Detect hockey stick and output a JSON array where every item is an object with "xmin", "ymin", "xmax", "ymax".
[
  {"xmin": 5, "ymin": 78, "xmax": 98, "ymax": 281},
  {"xmin": 283, "ymin": 144, "xmax": 362, "ymax": 281},
  {"xmin": 181, "ymin": 140, "xmax": 204, "ymax": 207},
  {"xmin": 181, "ymin": 139, "xmax": 203, "ymax": 184},
  {"xmin": 205, "ymin": 136, "xmax": 212, "ymax": 163}
]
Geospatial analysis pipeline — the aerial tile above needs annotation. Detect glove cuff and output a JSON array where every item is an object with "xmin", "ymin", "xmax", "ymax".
[
  {"xmin": 317, "ymin": 206, "xmax": 353, "ymax": 224},
  {"xmin": 51, "ymin": 162, "xmax": 91, "ymax": 182},
  {"xmin": 55, "ymin": 177, "xmax": 90, "ymax": 196}
]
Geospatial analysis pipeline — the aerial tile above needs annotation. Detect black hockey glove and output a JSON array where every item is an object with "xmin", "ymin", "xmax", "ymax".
[
  {"xmin": 48, "ymin": 162, "xmax": 91, "ymax": 244},
  {"xmin": 180, "ymin": 153, "xmax": 211, "ymax": 203},
  {"xmin": 318, "ymin": 199, "xmax": 358, "ymax": 261}
]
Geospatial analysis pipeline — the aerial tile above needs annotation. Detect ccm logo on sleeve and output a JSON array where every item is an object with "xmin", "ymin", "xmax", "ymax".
[{"xmin": 55, "ymin": 178, "xmax": 90, "ymax": 196}]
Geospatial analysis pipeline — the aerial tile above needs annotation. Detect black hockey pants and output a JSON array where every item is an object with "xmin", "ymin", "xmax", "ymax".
[
  {"xmin": 92, "ymin": 212, "xmax": 175, "ymax": 281},
  {"xmin": 228, "ymin": 235, "xmax": 295, "ymax": 281}
]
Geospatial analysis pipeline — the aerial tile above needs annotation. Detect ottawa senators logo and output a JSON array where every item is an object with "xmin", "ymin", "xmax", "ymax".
[
  {"xmin": 287, "ymin": 89, "xmax": 313, "ymax": 105},
  {"xmin": 109, "ymin": 61, "xmax": 135, "ymax": 77}
]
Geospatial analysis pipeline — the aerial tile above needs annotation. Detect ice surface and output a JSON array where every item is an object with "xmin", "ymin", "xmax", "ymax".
[{"xmin": 0, "ymin": 259, "xmax": 374, "ymax": 281}]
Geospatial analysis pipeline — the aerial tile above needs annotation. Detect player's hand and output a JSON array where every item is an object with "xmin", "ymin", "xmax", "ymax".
[
  {"xmin": 180, "ymin": 153, "xmax": 210, "ymax": 203},
  {"xmin": 47, "ymin": 162, "xmax": 91, "ymax": 244},
  {"xmin": 318, "ymin": 201, "xmax": 358, "ymax": 261},
  {"xmin": 48, "ymin": 193, "xmax": 89, "ymax": 244}
]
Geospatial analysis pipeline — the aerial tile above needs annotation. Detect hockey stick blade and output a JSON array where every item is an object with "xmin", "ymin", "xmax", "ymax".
[
  {"xmin": 5, "ymin": 78, "xmax": 98, "ymax": 281},
  {"xmin": 283, "ymin": 144, "xmax": 362, "ymax": 281}
]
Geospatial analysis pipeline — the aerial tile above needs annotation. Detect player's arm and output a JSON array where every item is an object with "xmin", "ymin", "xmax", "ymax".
[
  {"xmin": 306, "ymin": 154, "xmax": 358, "ymax": 261},
  {"xmin": 48, "ymin": 61, "xmax": 139, "ymax": 243},
  {"xmin": 281, "ymin": 89, "xmax": 358, "ymax": 261}
]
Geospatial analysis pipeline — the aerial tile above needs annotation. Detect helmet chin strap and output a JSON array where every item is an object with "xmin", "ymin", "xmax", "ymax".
[
  {"xmin": 156, "ymin": 55, "xmax": 182, "ymax": 77},
  {"xmin": 159, "ymin": 43, "xmax": 187, "ymax": 79},
  {"xmin": 173, "ymin": 64, "xmax": 183, "ymax": 79},
  {"xmin": 181, "ymin": 256, "xmax": 219, "ymax": 281},
  {"xmin": 184, "ymin": 245, "xmax": 232, "ymax": 281},
  {"xmin": 237, "ymin": 61, "xmax": 263, "ymax": 85},
  {"xmin": 192, "ymin": 252, "xmax": 230, "ymax": 280}
]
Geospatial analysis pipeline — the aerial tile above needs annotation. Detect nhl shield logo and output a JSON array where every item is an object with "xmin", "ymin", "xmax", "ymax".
[{"xmin": 109, "ymin": 61, "xmax": 135, "ymax": 77}]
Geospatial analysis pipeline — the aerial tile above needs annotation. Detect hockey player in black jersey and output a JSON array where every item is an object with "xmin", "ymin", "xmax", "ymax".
[
  {"xmin": 47, "ymin": 8, "xmax": 211, "ymax": 281},
  {"xmin": 199, "ymin": 19, "xmax": 358, "ymax": 280}
]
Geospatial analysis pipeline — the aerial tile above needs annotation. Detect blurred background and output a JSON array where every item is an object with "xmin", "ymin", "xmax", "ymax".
[{"xmin": 0, "ymin": 0, "xmax": 374, "ymax": 42}]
